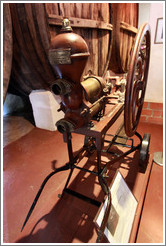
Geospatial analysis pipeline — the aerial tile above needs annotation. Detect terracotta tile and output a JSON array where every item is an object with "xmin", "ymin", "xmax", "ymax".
[
  {"xmin": 143, "ymin": 102, "xmax": 150, "ymax": 109},
  {"xmin": 149, "ymin": 102, "xmax": 163, "ymax": 110},
  {"xmin": 141, "ymin": 109, "xmax": 153, "ymax": 116},
  {"xmin": 140, "ymin": 115, "xmax": 147, "ymax": 122},
  {"xmin": 147, "ymin": 117, "xmax": 163, "ymax": 125},
  {"xmin": 152, "ymin": 110, "xmax": 162, "ymax": 118}
]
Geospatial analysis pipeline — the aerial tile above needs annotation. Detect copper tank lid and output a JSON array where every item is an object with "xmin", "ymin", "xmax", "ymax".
[
  {"xmin": 50, "ymin": 18, "xmax": 89, "ymax": 57},
  {"xmin": 49, "ymin": 18, "xmax": 90, "ymax": 82}
]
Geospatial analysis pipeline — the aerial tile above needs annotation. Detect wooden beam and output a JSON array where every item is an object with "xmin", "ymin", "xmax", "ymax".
[
  {"xmin": 48, "ymin": 14, "xmax": 113, "ymax": 31},
  {"xmin": 48, "ymin": 14, "xmax": 138, "ymax": 34},
  {"xmin": 120, "ymin": 21, "xmax": 138, "ymax": 34}
]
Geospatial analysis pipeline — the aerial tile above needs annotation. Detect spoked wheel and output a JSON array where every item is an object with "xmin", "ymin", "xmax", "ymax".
[
  {"xmin": 124, "ymin": 23, "xmax": 151, "ymax": 137},
  {"xmin": 139, "ymin": 133, "xmax": 151, "ymax": 171}
]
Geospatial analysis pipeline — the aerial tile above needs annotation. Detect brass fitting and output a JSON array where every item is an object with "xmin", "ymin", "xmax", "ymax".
[
  {"xmin": 61, "ymin": 18, "xmax": 73, "ymax": 32},
  {"xmin": 81, "ymin": 76, "xmax": 105, "ymax": 103}
]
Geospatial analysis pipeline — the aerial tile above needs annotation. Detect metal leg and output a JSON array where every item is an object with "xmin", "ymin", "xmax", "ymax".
[
  {"xmin": 21, "ymin": 164, "xmax": 70, "ymax": 232},
  {"xmin": 60, "ymin": 132, "xmax": 75, "ymax": 194},
  {"xmin": 66, "ymin": 132, "xmax": 74, "ymax": 165},
  {"xmin": 60, "ymin": 168, "xmax": 74, "ymax": 197},
  {"xmin": 96, "ymin": 150, "xmax": 102, "ymax": 173},
  {"xmin": 96, "ymin": 176, "xmax": 111, "ymax": 243},
  {"xmin": 96, "ymin": 148, "xmax": 112, "ymax": 243},
  {"xmin": 21, "ymin": 132, "xmax": 77, "ymax": 232},
  {"xmin": 21, "ymin": 129, "xmax": 143, "ymax": 242}
]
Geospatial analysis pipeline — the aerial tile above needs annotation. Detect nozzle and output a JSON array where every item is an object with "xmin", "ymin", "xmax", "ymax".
[
  {"xmin": 51, "ymin": 79, "xmax": 72, "ymax": 95},
  {"xmin": 56, "ymin": 118, "xmax": 75, "ymax": 133}
]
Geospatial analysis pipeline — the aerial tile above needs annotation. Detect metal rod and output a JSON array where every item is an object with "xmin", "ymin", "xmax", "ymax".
[
  {"xmin": 135, "ymin": 131, "xmax": 143, "ymax": 142},
  {"xmin": 21, "ymin": 164, "xmax": 70, "ymax": 232},
  {"xmin": 96, "ymin": 175, "xmax": 112, "ymax": 243},
  {"xmin": 101, "ymin": 132, "xmax": 142, "ymax": 176},
  {"xmin": 89, "ymin": 96, "xmax": 106, "ymax": 110},
  {"xmin": 73, "ymin": 165, "xmax": 98, "ymax": 175},
  {"xmin": 67, "ymin": 132, "xmax": 74, "ymax": 165},
  {"xmin": 102, "ymin": 149, "xmax": 120, "ymax": 157},
  {"xmin": 105, "ymin": 124, "xmax": 125, "ymax": 152},
  {"xmin": 104, "ymin": 139, "xmax": 132, "ymax": 148},
  {"xmin": 105, "ymin": 133, "xmax": 128, "ymax": 139},
  {"xmin": 64, "ymin": 188, "xmax": 101, "ymax": 207},
  {"xmin": 110, "ymin": 141, "xmax": 133, "ymax": 148},
  {"xmin": 62, "ymin": 168, "xmax": 74, "ymax": 193},
  {"xmin": 97, "ymin": 150, "xmax": 102, "ymax": 173},
  {"xmin": 105, "ymin": 133, "xmax": 118, "ymax": 152}
]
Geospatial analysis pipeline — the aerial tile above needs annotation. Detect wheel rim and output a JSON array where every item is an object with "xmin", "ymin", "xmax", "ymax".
[
  {"xmin": 124, "ymin": 23, "xmax": 151, "ymax": 137},
  {"xmin": 140, "ymin": 133, "xmax": 151, "ymax": 168}
]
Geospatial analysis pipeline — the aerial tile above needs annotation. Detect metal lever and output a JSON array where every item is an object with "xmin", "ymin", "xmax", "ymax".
[{"xmin": 21, "ymin": 164, "xmax": 70, "ymax": 232}]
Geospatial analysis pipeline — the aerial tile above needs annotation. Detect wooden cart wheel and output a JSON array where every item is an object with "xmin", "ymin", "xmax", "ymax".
[{"xmin": 124, "ymin": 23, "xmax": 151, "ymax": 137}]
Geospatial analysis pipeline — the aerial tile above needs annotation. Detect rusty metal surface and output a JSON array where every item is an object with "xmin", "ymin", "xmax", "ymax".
[
  {"xmin": 49, "ymin": 19, "xmax": 123, "ymax": 134},
  {"xmin": 74, "ymin": 101, "xmax": 124, "ymax": 150},
  {"xmin": 49, "ymin": 18, "xmax": 90, "ymax": 132},
  {"xmin": 48, "ymin": 48, "xmax": 72, "ymax": 65}
]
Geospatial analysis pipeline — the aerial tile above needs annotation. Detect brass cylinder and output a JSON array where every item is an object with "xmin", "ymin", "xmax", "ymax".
[
  {"xmin": 89, "ymin": 102, "xmax": 102, "ymax": 117},
  {"xmin": 81, "ymin": 76, "xmax": 104, "ymax": 103}
]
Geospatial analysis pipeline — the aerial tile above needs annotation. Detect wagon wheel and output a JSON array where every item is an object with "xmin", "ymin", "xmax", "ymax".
[
  {"xmin": 124, "ymin": 23, "xmax": 151, "ymax": 137},
  {"xmin": 139, "ymin": 133, "xmax": 151, "ymax": 170}
]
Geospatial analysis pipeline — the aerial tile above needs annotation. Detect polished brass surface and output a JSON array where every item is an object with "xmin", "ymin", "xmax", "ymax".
[
  {"xmin": 81, "ymin": 76, "xmax": 105, "ymax": 103},
  {"xmin": 61, "ymin": 18, "xmax": 73, "ymax": 32}
]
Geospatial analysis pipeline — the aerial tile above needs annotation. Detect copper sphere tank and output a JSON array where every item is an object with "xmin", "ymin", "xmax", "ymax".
[
  {"xmin": 49, "ymin": 18, "xmax": 90, "ymax": 133},
  {"xmin": 49, "ymin": 18, "xmax": 108, "ymax": 133}
]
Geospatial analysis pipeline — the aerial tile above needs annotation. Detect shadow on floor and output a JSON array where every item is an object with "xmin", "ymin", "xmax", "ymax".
[{"xmin": 15, "ymin": 144, "xmax": 141, "ymax": 243}]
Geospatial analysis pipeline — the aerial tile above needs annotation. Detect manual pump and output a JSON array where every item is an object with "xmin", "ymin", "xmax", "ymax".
[{"xmin": 21, "ymin": 18, "xmax": 151, "ymax": 243}]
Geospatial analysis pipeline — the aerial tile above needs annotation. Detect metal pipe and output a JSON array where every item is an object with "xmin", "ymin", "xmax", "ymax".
[{"xmin": 51, "ymin": 79, "xmax": 72, "ymax": 95}]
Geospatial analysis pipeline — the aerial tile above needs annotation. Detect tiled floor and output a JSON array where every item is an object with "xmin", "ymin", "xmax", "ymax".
[{"xmin": 3, "ymin": 116, "xmax": 163, "ymax": 243}]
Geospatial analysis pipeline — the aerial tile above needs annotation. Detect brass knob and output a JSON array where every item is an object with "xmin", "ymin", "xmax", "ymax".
[{"xmin": 61, "ymin": 18, "xmax": 73, "ymax": 32}]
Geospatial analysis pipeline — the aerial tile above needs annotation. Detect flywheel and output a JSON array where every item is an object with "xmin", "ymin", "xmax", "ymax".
[{"xmin": 124, "ymin": 23, "xmax": 151, "ymax": 137}]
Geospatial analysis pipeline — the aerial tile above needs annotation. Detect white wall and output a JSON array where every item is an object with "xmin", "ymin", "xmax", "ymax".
[{"xmin": 139, "ymin": 3, "xmax": 164, "ymax": 103}]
